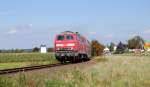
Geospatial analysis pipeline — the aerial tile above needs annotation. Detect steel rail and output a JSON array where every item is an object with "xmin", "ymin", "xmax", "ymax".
[{"xmin": 0, "ymin": 63, "xmax": 62, "ymax": 75}]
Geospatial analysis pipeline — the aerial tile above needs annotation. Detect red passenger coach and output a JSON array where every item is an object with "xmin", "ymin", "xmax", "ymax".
[{"xmin": 54, "ymin": 31, "xmax": 91, "ymax": 63}]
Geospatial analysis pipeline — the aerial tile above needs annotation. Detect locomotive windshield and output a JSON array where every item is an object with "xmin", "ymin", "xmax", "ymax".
[
  {"xmin": 66, "ymin": 35, "xmax": 74, "ymax": 40},
  {"xmin": 57, "ymin": 35, "xmax": 64, "ymax": 40}
]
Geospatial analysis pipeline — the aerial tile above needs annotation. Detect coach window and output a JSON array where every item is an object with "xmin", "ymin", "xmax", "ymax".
[
  {"xmin": 66, "ymin": 35, "xmax": 74, "ymax": 40},
  {"xmin": 57, "ymin": 35, "xmax": 64, "ymax": 40}
]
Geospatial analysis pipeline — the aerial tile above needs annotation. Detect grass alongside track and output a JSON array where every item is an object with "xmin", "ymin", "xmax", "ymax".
[
  {"xmin": 0, "ymin": 53, "xmax": 59, "ymax": 70},
  {"xmin": 1, "ymin": 54, "xmax": 150, "ymax": 87},
  {"xmin": 118, "ymin": 52, "xmax": 150, "ymax": 56},
  {"xmin": 0, "ymin": 61, "xmax": 54, "ymax": 70},
  {"xmin": 46, "ymin": 55, "xmax": 150, "ymax": 87},
  {"xmin": 0, "ymin": 53, "xmax": 55, "ymax": 63},
  {"xmin": 0, "ymin": 62, "xmax": 29, "ymax": 70}
]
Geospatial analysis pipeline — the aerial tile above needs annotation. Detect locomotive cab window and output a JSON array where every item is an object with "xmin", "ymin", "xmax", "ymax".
[
  {"xmin": 66, "ymin": 35, "xmax": 74, "ymax": 40},
  {"xmin": 57, "ymin": 35, "xmax": 64, "ymax": 40}
]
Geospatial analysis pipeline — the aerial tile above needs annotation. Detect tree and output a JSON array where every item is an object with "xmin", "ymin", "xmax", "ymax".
[
  {"xmin": 14, "ymin": 49, "xmax": 24, "ymax": 53},
  {"xmin": 115, "ymin": 41, "xmax": 125, "ymax": 54},
  {"xmin": 47, "ymin": 48, "xmax": 54, "ymax": 52},
  {"xmin": 128, "ymin": 36, "xmax": 144, "ymax": 49},
  {"xmin": 32, "ymin": 47, "xmax": 40, "ymax": 52},
  {"xmin": 91, "ymin": 40, "xmax": 105, "ymax": 56},
  {"xmin": 109, "ymin": 42, "xmax": 115, "ymax": 52}
]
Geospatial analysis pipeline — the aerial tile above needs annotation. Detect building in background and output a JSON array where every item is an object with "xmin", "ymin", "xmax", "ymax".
[
  {"xmin": 103, "ymin": 47, "xmax": 111, "ymax": 55},
  {"xmin": 40, "ymin": 45, "xmax": 47, "ymax": 53},
  {"xmin": 113, "ymin": 46, "xmax": 117, "ymax": 52},
  {"xmin": 144, "ymin": 42, "xmax": 150, "ymax": 52}
]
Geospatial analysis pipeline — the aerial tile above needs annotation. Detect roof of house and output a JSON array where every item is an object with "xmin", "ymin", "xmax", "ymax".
[{"xmin": 144, "ymin": 43, "xmax": 150, "ymax": 46}]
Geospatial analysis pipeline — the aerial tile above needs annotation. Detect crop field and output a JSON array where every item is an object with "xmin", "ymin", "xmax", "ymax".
[
  {"xmin": 1, "ymin": 54, "xmax": 150, "ymax": 87},
  {"xmin": 0, "ymin": 53, "xmax": 58, "ymax": 70}
]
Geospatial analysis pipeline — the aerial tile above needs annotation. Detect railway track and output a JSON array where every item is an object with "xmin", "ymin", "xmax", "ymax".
[{"xmin": 0, "ymin": 63, "xmax": 63, "ymax": 75}]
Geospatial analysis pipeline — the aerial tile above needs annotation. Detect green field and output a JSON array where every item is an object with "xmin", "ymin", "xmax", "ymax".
[
  {"xmin": 1, "ymin": 54, "xmax": 150, "ymax": 87},
  {"xmin": 0, "ymin": 53, "xmax": 58, "ymax": 70}
]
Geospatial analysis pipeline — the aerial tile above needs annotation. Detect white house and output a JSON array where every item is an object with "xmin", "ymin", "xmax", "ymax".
[
  {"xmin": 40, "ymin": 45, "xmax": 47, "ymax": 53},
  {"xmin": 103, "ymin": 47, "xmax": 111, "ymax": 55},
  {"xmin": 113, "ymin": 46, "xmax": 117, "ymax": 51},
  {"xmin": 103, "ymin": 47, "xmax": 110, "ymax": 52}
]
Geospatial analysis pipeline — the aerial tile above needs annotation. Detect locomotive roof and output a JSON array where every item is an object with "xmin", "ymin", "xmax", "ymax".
[
  {"xmin": 60, "ymin": 31, "xmax": 85, "ymax": 38},
  {"xmin": 61, "ymin": 31, "xmax": 77, "ymax": 34},
  {"xmin": 57, "ymin": 31, "xmax": 90, "ymax": 43},
  {"xmin": 61, "ymin": 31, "xmax": 83, "ymax": 37}
]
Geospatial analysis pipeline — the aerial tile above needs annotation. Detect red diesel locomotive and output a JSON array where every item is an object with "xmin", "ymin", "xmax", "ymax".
[{"xmin": 54, "ymin": 31, "xmax": 91, "ymax": 63}]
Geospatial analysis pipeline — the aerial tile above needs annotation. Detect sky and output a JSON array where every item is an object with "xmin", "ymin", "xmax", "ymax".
[{"xmin": 0, "ymin": 0, "xmax": 150, "ymax": 49}]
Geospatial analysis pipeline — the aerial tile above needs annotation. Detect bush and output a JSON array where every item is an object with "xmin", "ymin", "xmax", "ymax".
[
  {"xmin": 91, "ymin": 40, "xmax": 105, "ymax": 56},
  {"xmin": 32, "ymin": 47, "xmax": 40, "ymax": 52}
]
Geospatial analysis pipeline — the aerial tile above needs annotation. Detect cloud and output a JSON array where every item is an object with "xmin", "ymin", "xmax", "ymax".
[
  {"xmin": 21, "ymin": 24, "xmax": 33, "ymax": 29},
  {"xmin": 7, "ymin": 30, "xmax": 17, "ymax": 34},
  {"xmin": 25, "ymin": 24, "xmax": 33, "ymax": 28},
  {"xmin": 144, "ymin": 29, "xmax": 150, "ymax": 34},
  {"xmin": 105, "ymin": 34, "xmax": 114, "ymax": 38},
  {"xmin": 87, "ymin": 32, "xmax": 97, "ymax": 35},
  {"xmin": 6, "ymin": 24, "xmax": 33, "ymax": 34},
  {"xmin": 28, "ymin": 24, "xmax": 33, "ymax": 27}
]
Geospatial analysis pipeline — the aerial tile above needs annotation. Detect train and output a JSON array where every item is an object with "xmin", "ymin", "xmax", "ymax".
[{"xmin": 54, "ymin": 31, "xmax": 91, "ymax": 63}]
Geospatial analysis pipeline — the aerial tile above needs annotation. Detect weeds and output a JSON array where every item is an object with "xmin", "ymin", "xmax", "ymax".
[
  {"xmin": 17, "ymin": 73, "xmax": 27, "ymax": 87},
  {"xmin": 95, "ymin": 57, "xmax": 108, "ymax": 62},
  {"xmin": 0, "ymin": 76, "xmax": 13, "ymax": 87},
  {"xmin": 0, "ymin": 55, "xmax": 150, "ymax": 87}
]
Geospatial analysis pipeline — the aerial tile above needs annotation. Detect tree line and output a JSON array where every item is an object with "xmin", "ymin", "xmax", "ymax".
[
  {"xmin": 0, "ymin": 48, "xmax": 54, "ymax": 53},
  {"xmin": 91, "ymin": 35, "xmax": 146, "ymax": 56},
  {"xmin": 109, "ymin": 36, "xmax": 145, "ymax": 54}
]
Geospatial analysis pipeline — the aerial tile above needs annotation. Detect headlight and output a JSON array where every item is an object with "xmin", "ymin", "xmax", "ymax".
[
  {"xmin": 66, "ymin": 43, "xmax": 75, "ymax": 46},
  {"xmin": 56, "ymin": 44, "xmax": 64, "ymax": 47}
]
